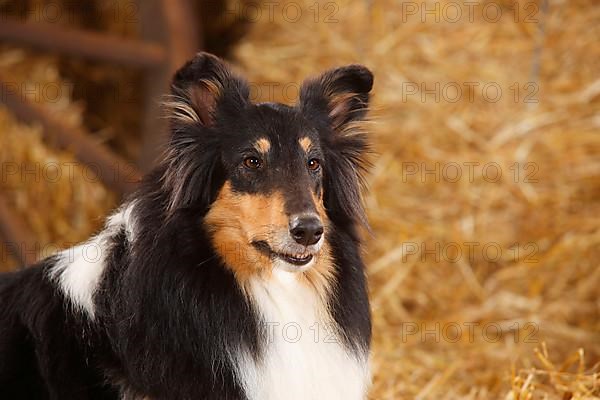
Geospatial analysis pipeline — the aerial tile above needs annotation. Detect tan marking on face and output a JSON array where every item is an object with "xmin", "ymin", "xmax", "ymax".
[
  {"xmin": 299, "ymin": 137, "xmax": 313, "ymax": 153},
  {"xmin": 206, "ymin": 181, "xmax": 335, "ymax": 297},
  {"xmin": 254, "ymin": 138, "xmax": 271, "ymax": 154},
  {"xmin": 204, "ymin": 181, "xmax": 287, "ymax": 282}
]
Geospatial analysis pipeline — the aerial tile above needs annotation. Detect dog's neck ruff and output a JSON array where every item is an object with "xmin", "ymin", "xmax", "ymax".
[{"xmin": 235, "ymin": 269, "xmax": 370, "ymax": 400}]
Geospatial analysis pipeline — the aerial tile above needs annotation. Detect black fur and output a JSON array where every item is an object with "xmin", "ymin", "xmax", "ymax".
[
  {"xmin": 0, "ymin": 261, "xmax": 118, "ymax": 399},
  {"xmin": 0, "ymin": 53, "xmax": 373, "ymax": 399}
]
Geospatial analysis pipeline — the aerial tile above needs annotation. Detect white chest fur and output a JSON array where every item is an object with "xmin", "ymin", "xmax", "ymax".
[{"xmin": 235, "ymin": 270, "xmax": 369, "ymax": 400}]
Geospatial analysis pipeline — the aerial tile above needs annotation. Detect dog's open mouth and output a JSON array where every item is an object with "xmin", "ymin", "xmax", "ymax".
[
  {"xmin": 252, "ymin": 241, "xmax": 315, "ymax": 267},
  {"xmin": 276, "ymin": 252, "xmax": 313, "ymax": 266}
]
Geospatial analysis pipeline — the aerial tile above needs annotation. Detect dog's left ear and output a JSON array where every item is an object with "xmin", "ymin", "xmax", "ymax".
[
  {"xmin": 299, "ymin": 65, "xmax": 373, "ymax": 231},
  {"xmin": 299, "ymin": 65, "xmax": 373, "ymax": 132}
]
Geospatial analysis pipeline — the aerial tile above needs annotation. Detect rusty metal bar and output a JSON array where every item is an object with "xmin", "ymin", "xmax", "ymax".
[
  {"xmin": 0, "ymin": 75, "xmax": 142, "ymax": 195},
  {"xmin": 0, "ymin": 19, "xmax": 166, "ymax": 68},
  {"xmin": 0, "ymin": 194, "xmax": 38, "ymax": 268}
]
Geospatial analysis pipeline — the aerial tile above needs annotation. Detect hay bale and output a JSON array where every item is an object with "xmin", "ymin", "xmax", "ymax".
[{"xmin": 231, "ymin": 0, "xmax": 600, "ymax": 397}]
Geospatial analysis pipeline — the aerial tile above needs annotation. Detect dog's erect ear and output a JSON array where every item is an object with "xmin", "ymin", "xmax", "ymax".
[
  {"xmin": 299, "ymin": 65, "xmax": 373, "ymax": 132},
  {"xmin": 299, "ymin": 65, "xmax": 374, "ymax": 232},
  {"xmin": 160, "ymin": 53, "xmax": 248, "ymax": 214},
  {"xmin": 165, "ymin": 52, "xmax": 250, "ymax": 127}
]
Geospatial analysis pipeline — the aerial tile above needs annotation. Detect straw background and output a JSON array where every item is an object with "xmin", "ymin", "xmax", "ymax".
[{"xmin": 1, "ymin": 0, "xmax": 599, "ymax": 398}]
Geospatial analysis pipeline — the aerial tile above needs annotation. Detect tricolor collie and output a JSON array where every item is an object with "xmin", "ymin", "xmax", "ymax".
[{"xmin": 0, "ymin": 53, "xmax": 373, "ymax": 400}]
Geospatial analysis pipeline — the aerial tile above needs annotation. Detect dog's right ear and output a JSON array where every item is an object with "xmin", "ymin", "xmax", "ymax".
[
  {"xmin": 165, "ymin": 52, "xmax": 250, "ymax": 128},
  {"xmin": 160, "ymin": 53, "xmax": 249, "ymax": 214}
]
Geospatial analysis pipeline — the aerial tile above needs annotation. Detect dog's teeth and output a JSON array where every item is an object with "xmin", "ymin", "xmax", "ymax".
[{"xmin": 279, "ymin": 252, "xmax": 312, "ymax": 260}]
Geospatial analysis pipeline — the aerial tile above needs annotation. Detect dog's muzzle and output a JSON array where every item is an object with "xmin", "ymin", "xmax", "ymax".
[{"xmin": 251, "ymin": 213, "xmax": 324, "ymax": 271}]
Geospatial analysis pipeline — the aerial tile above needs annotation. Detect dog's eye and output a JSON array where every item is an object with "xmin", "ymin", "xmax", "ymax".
[
  {"xmin": 243, "ymin": 156, "xmax": 262, "ymax": 169},
  {"xmin": 307, "ymin": 158, "xmax": 321, "ymax": 171}
]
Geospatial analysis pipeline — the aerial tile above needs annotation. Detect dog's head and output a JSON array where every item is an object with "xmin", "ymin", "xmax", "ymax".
[{"xmin": 161, "ymin": 53, "xmax": 372, "ymax": 281}]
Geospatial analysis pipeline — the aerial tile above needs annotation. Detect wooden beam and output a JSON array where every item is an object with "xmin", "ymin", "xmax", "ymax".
[
  {"xmin": 137, "ymin": 0, "xmax": 200, "ymax": 171},
  {"xmin": 0, "ymin": 19, "xmax": 166, "ymax": 68},
  {"xmin": 0, "ymin": 75, "xmax": 142, "ymax": 195},
  {"xmin": 161, "ymin": 0, "xmax": 202, "ymax": 72}
]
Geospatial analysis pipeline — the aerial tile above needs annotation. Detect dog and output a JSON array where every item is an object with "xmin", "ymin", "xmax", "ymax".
[{"xmin": 0, "ymin": 52, "xmax": 373, "ymax": 400}]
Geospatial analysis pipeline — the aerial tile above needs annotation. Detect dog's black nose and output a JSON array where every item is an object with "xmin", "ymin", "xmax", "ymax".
[{"xmin": 290, "ymin": 215, "xmax": 324, "ymax": 246}]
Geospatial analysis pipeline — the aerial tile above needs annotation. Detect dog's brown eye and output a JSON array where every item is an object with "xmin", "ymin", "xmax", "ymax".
[
  {"xmin": 243, "ymin": 156, "xmax": 262, "ymax": 169},
  {"xmin": 307, "ymin": 158, "xmax": 321, "ymax": 171}
]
